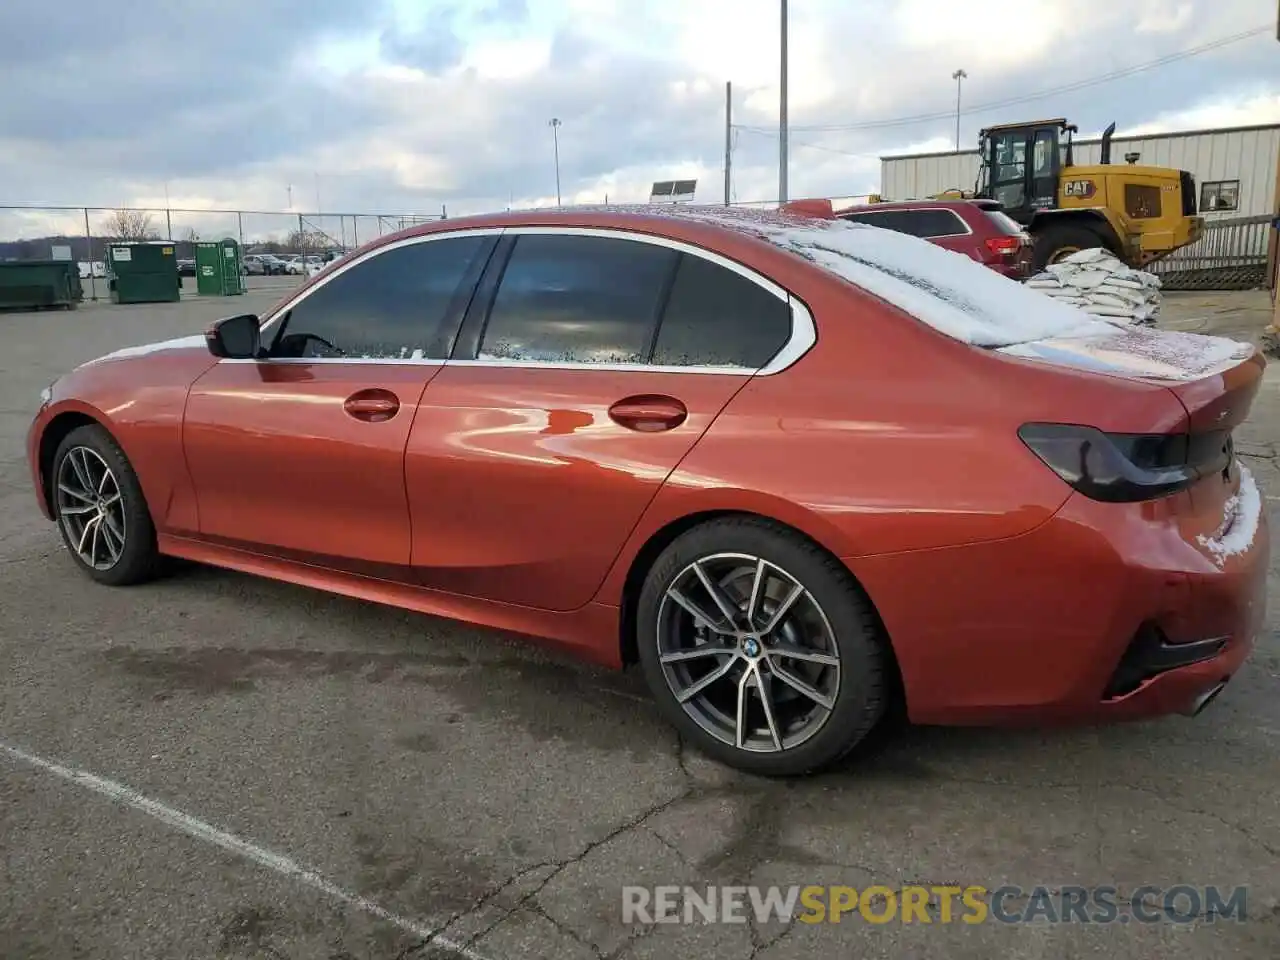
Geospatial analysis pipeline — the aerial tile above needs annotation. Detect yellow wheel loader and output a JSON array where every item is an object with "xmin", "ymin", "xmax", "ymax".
[{"xmin": 933, "ymin": 119, "xmax": 1204, "ymax": 272}]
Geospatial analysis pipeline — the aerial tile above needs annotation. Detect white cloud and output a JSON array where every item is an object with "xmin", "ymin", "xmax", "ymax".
[{"xmin": 0, "ymin": 0, "xmax": 1275, "ymax": 245}]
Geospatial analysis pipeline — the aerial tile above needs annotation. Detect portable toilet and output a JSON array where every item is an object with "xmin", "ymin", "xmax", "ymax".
[
  {"xmin": 106, "ymin": 242, "xmax": 180, "ymax": 304},
  {"xmin": 195, "ymin": 238, "xmax": 245, "ymax": 296}
]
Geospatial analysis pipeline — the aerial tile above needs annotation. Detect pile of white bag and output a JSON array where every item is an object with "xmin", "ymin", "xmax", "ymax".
[{"xmin": 1025, "ymin": 247, "xmax": 1161, "ymax": 326}]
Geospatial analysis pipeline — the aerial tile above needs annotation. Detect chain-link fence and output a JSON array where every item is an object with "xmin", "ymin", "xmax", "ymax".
[{"xmin": 0, "ymin": 204, "xmax": 448, "ymax": 297}]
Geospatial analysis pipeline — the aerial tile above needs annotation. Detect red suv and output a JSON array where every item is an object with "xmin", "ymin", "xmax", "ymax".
[{"xmin": 834, "ymin": 199, "xmax": 1033, "ymax": 279}]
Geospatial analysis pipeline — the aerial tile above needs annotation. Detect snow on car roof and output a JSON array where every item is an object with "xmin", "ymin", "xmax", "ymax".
[
  {"xmin": 572, "ymin": 204, "xmax": 1251, "ymax": 380},
  {"xmin": 629, "ymin": 204, "xmax": 1112, "ymax": 348}
]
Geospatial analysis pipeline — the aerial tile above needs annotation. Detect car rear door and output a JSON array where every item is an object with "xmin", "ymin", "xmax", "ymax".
[
  {"xmin": 404, "ymin": 227, "xmax": 802, "ymax": 611},
  {"xmin": 182, "ymin": 231, "xmax": 496, "ymax": 576}
]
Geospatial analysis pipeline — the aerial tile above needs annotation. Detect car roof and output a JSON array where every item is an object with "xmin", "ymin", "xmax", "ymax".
[
  {"xmin": 836, "ymin": 199, "xmax": 996, "ymax": 214},
  {"xmin": 368, "ymin": 204, "xmax": 835, "ymax": 250}
]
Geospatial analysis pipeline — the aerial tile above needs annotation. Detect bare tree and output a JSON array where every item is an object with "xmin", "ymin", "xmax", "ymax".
[
  {"xmin": 182, "ymin": 226, "xmax": 200, "ymax": 243},
  {"xmin": 285, "ymin": 229, "xmax": 326, "ymax": 254},
  {"xmin": 104, "ymin": 209, "xmax": 159, "ymax": 241}
]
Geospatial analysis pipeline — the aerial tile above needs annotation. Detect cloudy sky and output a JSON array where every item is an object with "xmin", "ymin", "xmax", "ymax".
[{"xmin": 1, "ymin": 0, "xmax": 1277, "ymax": 241}]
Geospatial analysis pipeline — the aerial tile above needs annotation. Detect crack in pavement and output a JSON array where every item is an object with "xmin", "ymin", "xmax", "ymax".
[
  {"xmin": 528, "ymin": 900, "xmax": 606, "ymax": 959},
  {"xmin": 403, "ymin": 785, "xmax": 697, "ymax": 959}
]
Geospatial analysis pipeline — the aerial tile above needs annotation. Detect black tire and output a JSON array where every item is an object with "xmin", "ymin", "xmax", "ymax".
[
  {"xmin": 636, "ymin": 517, "xmax": 889, "ymax": 777},
  {"xmin": 1031, "ymin": 222, "xmax": 1111, "ymax": 272},
  {"xmin": 52, "ymin": 424, "xmax": 161, "ymax": 587}
]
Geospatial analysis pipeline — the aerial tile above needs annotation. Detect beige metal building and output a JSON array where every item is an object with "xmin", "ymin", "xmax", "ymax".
[{"xmin": 880, "ymin": 123, "xmax": 1279, "ymax": 221}]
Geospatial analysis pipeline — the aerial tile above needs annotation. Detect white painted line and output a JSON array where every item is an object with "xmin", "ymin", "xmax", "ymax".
[{"xmin": 0, "ymin": 740, "xmax": 492, "ymax": 960}]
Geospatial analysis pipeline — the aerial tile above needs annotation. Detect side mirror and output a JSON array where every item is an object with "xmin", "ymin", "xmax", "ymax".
[{"xmin": 206, "ymin": 314, "xmax": 261, "ymax": 359}]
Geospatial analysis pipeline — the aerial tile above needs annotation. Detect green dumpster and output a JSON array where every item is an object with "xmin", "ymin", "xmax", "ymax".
[
  {"xmin": 0, "ymin": 260, "xmax": 84, "ymax": 310},
  {"xmin": 107, "ymin": 242, "xmax": 180, "ymax": 304},
  {"xmin": 195, "ymin": 239, "xmax": 245, "ymax": 296}
]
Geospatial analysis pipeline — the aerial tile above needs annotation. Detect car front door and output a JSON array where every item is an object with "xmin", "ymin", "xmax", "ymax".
[
  {"xmin": 404, "ymin": 228, "xmax": 801, "ymax": 611},
  {"xmin": 182, "ymin": 232, "xmax": 496, "ymax": 575}
]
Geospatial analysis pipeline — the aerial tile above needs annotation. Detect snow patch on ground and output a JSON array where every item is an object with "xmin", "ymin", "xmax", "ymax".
[
  {"xmin": 86, "ymin": 334, "xmax": 208, "ymax": 364},
  {"xmin": 1198, "ymin": 463, "xmax": 1262, "ymax": 567}
]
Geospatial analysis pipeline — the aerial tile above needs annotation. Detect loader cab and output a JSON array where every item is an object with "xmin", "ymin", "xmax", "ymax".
[{"xmin": 975, "ymin": 119, "xmax": 1074, "ymax": 225}]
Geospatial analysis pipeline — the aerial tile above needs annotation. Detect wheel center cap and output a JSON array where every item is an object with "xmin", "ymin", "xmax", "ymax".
[{"xmin": 742, "ymin": 637, "xmax": 761, "ymax": 658}]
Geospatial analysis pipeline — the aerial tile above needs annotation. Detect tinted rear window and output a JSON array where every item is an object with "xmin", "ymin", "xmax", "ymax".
[{"xmin": 983, "ymin": 209, "xmax": 1026, "ymax": 235}]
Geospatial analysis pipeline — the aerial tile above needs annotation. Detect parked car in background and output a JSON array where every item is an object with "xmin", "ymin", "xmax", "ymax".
[
  {"xmin": 835, "ymin": 198, "xmax": 1033, "ymax": 279},
  {"xmin": 283, "ymin": 255, "xmax": 306, "ymax": 275},
  {"xmin": 258, "ymin": 254, "xmax": 289, "ymax": 276},
  {"xmin": 241, "ymin": 255, "xmax": 267, "ymax": 276},
  {"xmin": 25, "ymin": 206, "xmax": 1265, "ymax": 776},
  {"xmin": 177, "ymin": 259, "xmax": 196, "ymax": 277},
  {"xmin": 302, "ymin": 255, "xmax": 326, "ymax": 278}
]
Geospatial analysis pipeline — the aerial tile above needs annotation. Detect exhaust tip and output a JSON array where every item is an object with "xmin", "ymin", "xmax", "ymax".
[{"xmin": 1183, "ymin": 680, "xmax": 1228, "ymax": 717}]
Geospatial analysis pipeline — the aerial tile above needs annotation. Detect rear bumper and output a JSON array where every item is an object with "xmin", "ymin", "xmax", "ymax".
[
  {"xmin": 851, "ymin": 487, "xmax": 1268, "ymax": 726},
  {"xmin": 989, "ymin": 260, "xmax": 1032, "ymax": 280}
]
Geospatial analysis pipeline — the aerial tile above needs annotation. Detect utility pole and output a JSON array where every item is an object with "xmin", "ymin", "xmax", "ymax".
[
  {"xmin": 951, "ymin": 69, "xmax": 967, "ymax": 151},
  {"xmin": 724, "ymin": 81, "xmax": 733, "ymax": 206},
  {"xmin": 549, "ymin": 118, "xmax": 563, "ymax": 207},
  {"xmin": 778, "ymin": 0, "xmax": 789, "ymax": 204}
]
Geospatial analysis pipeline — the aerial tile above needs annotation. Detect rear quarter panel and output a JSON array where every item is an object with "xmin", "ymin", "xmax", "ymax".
[
  {"xmin": 36, "ymin": 349, "xmax": 216, "ymax": 534},
  {"xmin": 596, "ymin": 268, "xmax": 1190, "ymax": 601}
]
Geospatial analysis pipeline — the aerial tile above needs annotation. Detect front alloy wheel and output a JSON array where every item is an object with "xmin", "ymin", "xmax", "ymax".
[
  {"xmin": 56, "ymin": 446, "xmax": 127, "ymax": 570},
  {"xmin": 51, "ymin": 423, "xmax": 161, "ymax": 586}
]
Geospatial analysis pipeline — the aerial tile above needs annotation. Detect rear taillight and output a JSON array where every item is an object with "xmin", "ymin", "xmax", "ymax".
[
  {"xmin": 985, "ymin": 236, "xmax": 1021, "ymax": 257},
  {"xmin": 1018, "ymin": 423, "xmax": 1231, "ymax": 502}
]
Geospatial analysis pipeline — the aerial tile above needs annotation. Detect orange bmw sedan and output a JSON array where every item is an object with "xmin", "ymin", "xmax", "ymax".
[{"xmin": 27, "ymin": 206, "xmax": 1268, "ymax": 775}]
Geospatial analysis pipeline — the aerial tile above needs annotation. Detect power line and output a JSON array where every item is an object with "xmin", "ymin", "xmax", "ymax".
[
  {"xmin": 736, "ymin": 126, "xmax": 880, "ymax": 158},
  {"xmin": 735, "ymin": 23, "xmax": 1271, "ymax": 134}
]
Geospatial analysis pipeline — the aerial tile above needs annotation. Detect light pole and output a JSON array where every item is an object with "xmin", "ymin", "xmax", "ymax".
[
  {"xmin": 951, "ymin": 69, "xmax": 967, "ymax": 151},
  {"xmin": 779, "ymin": 0, "xmax": 788, "ymax": 204},
  {"xmin": 549, "ymin": 118, "xmax": 562, "ymax": 207}
]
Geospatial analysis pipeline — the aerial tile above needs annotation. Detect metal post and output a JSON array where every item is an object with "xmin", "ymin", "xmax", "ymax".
[
  {"xmin": 166, "ymin": 207, "xmax": 172, "ymax": 241},
  {"xmin": 550, "ymin": 118, "xmax": 562, "ymax": 207},
  {"xmin": 951, "ymin": 69, "xmax": 967, "ymax": 151},
  {"xmin": 352, "ymin": 217, "xmax": 359, "ymax": 249},
  {"xmin": 724, "ymin": 81, "xmax": 733, "ymax": 206},
  {"xmin": 83, "ymin": 207, "xmax": 97, "ymax": 302},
  {"xmin": 237, "ymin": 211, "xmax": 244, "ymax": 248},
  {"xmin": 779, "ymin": 0, "xmax": 788, "ymax": 205}
]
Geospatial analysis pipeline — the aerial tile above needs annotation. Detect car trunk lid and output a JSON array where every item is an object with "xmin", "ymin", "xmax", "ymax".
[{"xmin": 1001, "ymin": 326, "xmax": 1263, "ymax": 549}]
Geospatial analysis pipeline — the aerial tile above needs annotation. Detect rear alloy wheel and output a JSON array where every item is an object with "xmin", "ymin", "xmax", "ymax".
[
  {"xmin": 637, "ymin": 518, "xmax": 888, "ymax": 776},
  {"xmin": 53, "ymin": 424, "xmax": 161, "ymax": 586}
]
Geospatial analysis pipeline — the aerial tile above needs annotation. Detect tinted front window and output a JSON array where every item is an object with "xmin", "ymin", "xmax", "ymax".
[
  {"xmin": 479, "ymin": 234, "xmax": 676, "ymax": 363},
  {"xmin": 272, "ymin": 235, "xmax": 487, "ymax": 360},
  {"xmin": 653, "ymin": 254, "xmax": 790, "ymax": 368}
]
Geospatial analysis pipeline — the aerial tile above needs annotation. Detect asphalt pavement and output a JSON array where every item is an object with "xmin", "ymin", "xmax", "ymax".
[{"xmin": 1, "ymin": 290, "xmax": 1278, "ymax": 959}]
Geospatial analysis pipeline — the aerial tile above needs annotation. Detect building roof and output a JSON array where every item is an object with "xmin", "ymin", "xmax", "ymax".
[{"xmin": 879, "ymin": 121, "xmax": 1280, "ymax": 163}]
